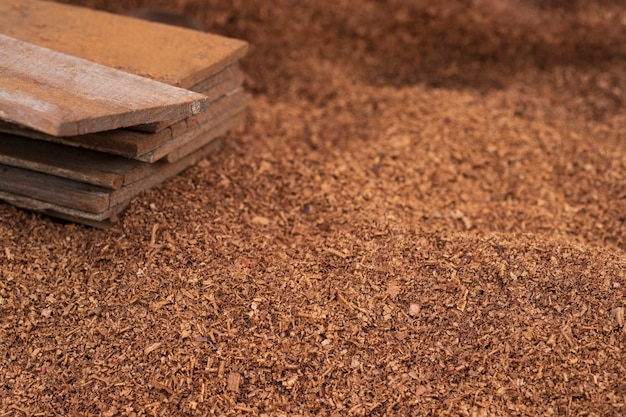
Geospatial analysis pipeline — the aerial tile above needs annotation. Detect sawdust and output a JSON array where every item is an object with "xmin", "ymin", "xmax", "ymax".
[{"xmin": 1, "ymin": 0, "xmax": 625, "ymax": 415}]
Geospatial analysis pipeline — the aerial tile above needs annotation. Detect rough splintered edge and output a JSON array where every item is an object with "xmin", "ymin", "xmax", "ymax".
[{"xmin": 191, "ymin": 101, "xmax": 202, "ymax": 115}]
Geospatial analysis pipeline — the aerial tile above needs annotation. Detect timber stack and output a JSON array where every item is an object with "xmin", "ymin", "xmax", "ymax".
[{"xmin": 0, "ymin": 0, "xmax": 248, "ymax": 227}]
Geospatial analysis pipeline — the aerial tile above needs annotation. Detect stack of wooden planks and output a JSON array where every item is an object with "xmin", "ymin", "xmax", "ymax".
[{"xmin": 0, "ymin": 0, "xmax": 248, "ymax": 227}]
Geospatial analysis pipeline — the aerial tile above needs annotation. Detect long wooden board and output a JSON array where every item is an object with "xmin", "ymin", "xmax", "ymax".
[
  {"xmin": 0, "ymin": 0, "xmax": 248, "ymax": 88},
  {"xmin": 0, "ymin": 164, "xmax": 111, "ymax": 213},
  {"xmin": 0, "ymin": 190, "xmax": 125, "ymax": 227},
  {"xmin": 0, "ymin": 90, "xmax": 247, "ymax": 161},
  {"xmin": 0, "ymin": 35, "xmax": 209, "ymax": 136},
  {"xmin": 0, "ymin": 135, "xmax": 135, "ymax": 189}
]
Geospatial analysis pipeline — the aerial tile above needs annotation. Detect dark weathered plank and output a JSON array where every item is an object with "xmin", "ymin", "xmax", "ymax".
[
  {"xmin": 0, "ymin": 0, "xmax": 248, "ymax": 88},
  {"xmin": 0, "ymin": 137, "xmax": 224, "ymax": 217},
  {"xmin": 0, "ymin": 109, "xmax": 244, "ymax": 191},
  {"xmin": 0, "ymin": 90, "xmax": 247, "ymax": 160},
  {"xmin": 0, "ymin": 190, "xmax": 128, "ymax": 225},
  {"xmin": 0, "ymin": 164, "xmax": 111, "ymax": 213},
  {"xmin": 0, "ymin": 135, "xmax": 133, "ymax": 189},
  {"xmin": 163, "ymin": 111, "xmax": 246, "ymax": 163},
  {"xmin": 0, "ymin": 35, "xmax": 209, "ymax": 136}
]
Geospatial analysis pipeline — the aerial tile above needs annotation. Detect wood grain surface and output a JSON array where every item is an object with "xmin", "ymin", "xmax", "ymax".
[
  {"xmin": 0, "ymin": 0, "xmax": 248, "ymax": 88},
  {"xmin": 0, "ymin": 35, "xmax": 209, "ymax": 136},
  {"xmin": 0, "ymin": 135, "xmax": 140, "ymax": 189}
]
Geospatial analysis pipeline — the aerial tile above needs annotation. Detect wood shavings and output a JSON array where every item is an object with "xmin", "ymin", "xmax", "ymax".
[
  {"xmin": 144, "ymin": 342, "xmax": 162, "ymax": 355},
  {"xmin": 612, "ymin": 307, "xmax": 625, "ymax": 327},
  {"xmin": 408, "ymin": 303, "xmax": 421, "ymax": 317},
  {"xmin": 250, "ymin": 215, "xmax": 270, "ymax": 226},
  {"xmin": 226, "ymin": 372, "xmax": 242, "ymax": 393},
  {"xmin": 1, "ymin": 1, "xmax": 625, "ymax": 416}
]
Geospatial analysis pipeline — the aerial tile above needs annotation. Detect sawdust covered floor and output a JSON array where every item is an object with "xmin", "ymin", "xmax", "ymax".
[{"xmin": 1, "ymin": 0, "xmax": 625, "ymax": 415}]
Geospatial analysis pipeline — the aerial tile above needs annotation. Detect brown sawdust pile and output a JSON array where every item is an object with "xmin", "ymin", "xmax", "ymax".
[{"xmin": 1, "ymin": 0, "xmax": 625, "ymax": 415}]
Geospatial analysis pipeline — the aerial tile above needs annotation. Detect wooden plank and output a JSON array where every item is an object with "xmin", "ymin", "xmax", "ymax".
[
  {"xmin": 0, "ymin": 35, "xmax": 209, "ymax": 136},
  {"xmin": 132, "ymin": 64, "xmax": 244, "ymax": 133},
  {"xmin": 41, "ymin": 212, "xmax": 116, "ymax": 229},
  {"xmin": 0, "ymin": 190, "xmax": 129, "ymax": 224},
  {"xmin": 163, "ymin": 111, "xmax": 246, "ymax": 163},
  {"xmin": 141, "ymin": 100, "xmax": 248, "ymax": 163},
  {"xmin": 0, "ymin": 110, "xmax": 244, "ymax": 189},
  {"xmin": 0, "ymin": 164, "xmax": 111, "ymax": 213},
  {"xmin": 190, "ymin": 64, "xmax": 245, "ymax": 98},
  {"xmin": 0, "ymin": 135, "xmax": 133, "ymax": 189},
  {"xmin": 0, "ymin": 89, "xmax": 247, "ymax": 160},
  {"xmin": 0, "ymin": 0, "xmax": 248, "ymax": 88},
  {"xmin": 0, "ymin": 136, "xmax": 225, "ymax": 215}
]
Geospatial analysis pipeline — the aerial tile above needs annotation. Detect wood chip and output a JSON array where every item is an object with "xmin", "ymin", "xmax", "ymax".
[
  {"xmin": 227, "ymin": 372, "xmax": 242, "ymax": 393},
  {"xmin": 144, "ymin": 342, "xmax": 162, "ymax": 355},
  {"xmin": 612, "ymin": 307, "xmax": 624, "ymax": 327},
  {"xmin": 408, "ymin": 304, "xmax": 421, "ymax": 317}
]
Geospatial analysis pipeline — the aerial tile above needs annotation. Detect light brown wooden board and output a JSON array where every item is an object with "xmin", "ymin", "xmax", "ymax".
[
  {"xmin": 0, "ymin": 111, "xmax": 245, "ymax": 190},
  {"xmin": 0, "ymin": 35, "xmax": 209, "ymax": 136},
  {"xmin": 132, "ymin": 63, "xmax": 244, "ymax": 133},
  {"xmin": 0, "ymin": 89, "xmax": 247, "ymax": 161},
  {"xmin": 0, "ymin": 0, "xmax": 248, "ymax": 88},
  {"xmin": 0, "ymin": 137, "xmax": 224, "ymax": 218}
]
